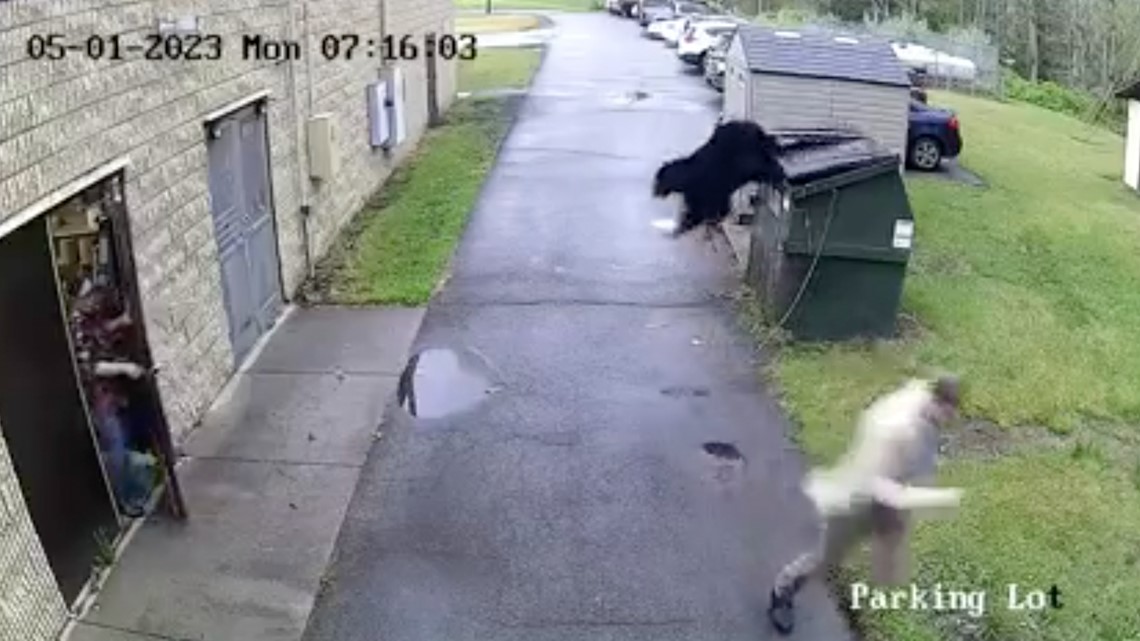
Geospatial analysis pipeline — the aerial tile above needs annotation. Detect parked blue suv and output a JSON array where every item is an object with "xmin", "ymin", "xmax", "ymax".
[{"xmin": 907, "ymin": 99, "xmax": 963, "ymax": 171}]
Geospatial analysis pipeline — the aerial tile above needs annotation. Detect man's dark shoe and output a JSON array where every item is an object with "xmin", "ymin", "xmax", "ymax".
[{"xmin": 768, "ymin": 589, "xmax": 795, "ymax": 635}]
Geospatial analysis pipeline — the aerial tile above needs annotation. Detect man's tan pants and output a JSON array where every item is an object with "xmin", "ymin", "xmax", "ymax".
[{"xmin": 773, "ymin": 501, "xmax": 910, "ymax": 600}]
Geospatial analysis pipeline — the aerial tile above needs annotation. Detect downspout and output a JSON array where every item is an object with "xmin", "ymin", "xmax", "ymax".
[
  {"xmin": 304, "ymin": 0, "xmax": 315, "ymax": 118},
  {"xmin": 288, "ymin": 0, "xmax": 314, "ymax": 279},
  {"xmin": 379, "ymin": 0, "xmax": 386, "ymax": 48},
  {"xmin": 379, "ymin": 0, "xmax": 389, "ymax": 85}
]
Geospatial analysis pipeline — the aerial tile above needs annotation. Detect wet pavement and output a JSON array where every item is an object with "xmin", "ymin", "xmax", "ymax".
[
  {"xmin": 67, "ymin": 307, "xmax": 426, "ymax": 641},
  {"xmin": 302, "ymin": 12, "xmax": 855, "ymax": 641}
]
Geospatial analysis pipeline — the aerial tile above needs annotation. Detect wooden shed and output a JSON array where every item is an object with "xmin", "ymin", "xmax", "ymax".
[
  {"xmin": 1116, "ymin": 79, "xmax": 1140, "ymax": 191},
  {"xmin": 723, "ymin": 25, "xmax": 912, "ymax": 161}
]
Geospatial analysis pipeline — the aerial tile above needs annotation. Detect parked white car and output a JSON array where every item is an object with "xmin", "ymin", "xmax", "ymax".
[
  {"xmin": 664, "ymin": 14, "xmax": 735, "ymax": 47},
  {"xmin": 676, "ymin": 20, "xmax": 737, "ymax": 66},
  {"xmin": 648, "ymin": 17, "xmax": 686, "ymax": 43},
  {"xmin": 891, "ymin": 41, "xmax": 978, "ymax": 81}
]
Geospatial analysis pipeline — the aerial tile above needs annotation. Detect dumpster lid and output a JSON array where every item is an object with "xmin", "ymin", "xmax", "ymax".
[{"xmin": 769, "ymin": 128, "xmax": 900, "ymax": 187}]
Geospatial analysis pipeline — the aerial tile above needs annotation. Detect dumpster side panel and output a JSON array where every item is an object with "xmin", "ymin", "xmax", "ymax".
[
  {"xmin": 772, "ymin": 171, "xmax": 914, "ymax": 341},
  {"xmin": 786, "ymin": 171, "xmax": 914, "ymax": 262},
  {"xmin": 770, "ymin": 190, "xmax": 826, "ymax": 324},
  {"xmin": 785, "ymin": 258, "xmax": 908, "ymax": 341},
  {"xmin": 746, "ymin": 185, "xmax": 792, "ymax": 323},
  {"xmin": 836, "ymin": 171, "xmax": 914, "ymax": 253}
]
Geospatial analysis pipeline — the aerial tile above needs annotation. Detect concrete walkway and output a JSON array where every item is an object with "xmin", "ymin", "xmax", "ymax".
[
  {"xmin": 65, "ymin": 306, "xmax": 424, "ymax": 641},
  {"xmin": 303, "ymin": 12, "xmax": 854, "ymax": 641}
]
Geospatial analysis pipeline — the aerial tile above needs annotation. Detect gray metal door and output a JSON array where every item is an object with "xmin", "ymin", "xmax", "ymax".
[{"xmin": 206, "ymin": 103, "xmax": 283, "ymax": 366}]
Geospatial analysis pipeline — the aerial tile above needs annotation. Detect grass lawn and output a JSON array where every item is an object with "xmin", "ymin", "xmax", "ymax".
[
  {"xmin": 303, "ymin": 40, "xmax": 544, "ymax": 306},
  {"xmin": 455, "ymin": 13, "xmax": 543, "ymax": 34},
  {"xmin": 303, "ymin": 43, "xmax": 542, "ymax": 307},
  {"xmin": 757, "ymin": 91, "xmax": 1140, "ymax": 640},
  {"xmin": 458, "ymin": 47, "xmax": 543, "ymax": 93},
  {"xmin": 303, "ymin": 98, "xmax": 517, "ymax": 305},
  {"xmin": 454, "ymin": 0, "xmax": 600, "ymax": 12}
]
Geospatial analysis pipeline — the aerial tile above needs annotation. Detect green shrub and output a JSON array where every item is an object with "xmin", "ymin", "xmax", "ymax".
[
  {"xmin": 753, "ymin": 8, "xmax": 820, "ymax": 27},
  {"xmin": 1002, "ymin": 69, "xmax": 1127, "ymax": 134}
]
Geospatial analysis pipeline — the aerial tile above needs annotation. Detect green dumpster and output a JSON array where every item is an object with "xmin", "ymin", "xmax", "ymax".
[{"xmin": 745, "ymin": 129, "xmax": 915, "ymax": 341}]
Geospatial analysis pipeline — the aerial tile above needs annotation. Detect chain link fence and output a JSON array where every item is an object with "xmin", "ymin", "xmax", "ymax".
[
  {"xmin": 732, "ymin": 8, "xmax": 1004, "ymax": 98},
  {"xmin": 873, "ymin": 28, "xmax": 1003, "ymax": 98}
]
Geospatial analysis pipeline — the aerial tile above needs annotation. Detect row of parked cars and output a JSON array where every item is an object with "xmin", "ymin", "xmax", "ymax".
[
  {"xmin": 606, "ymin": 0, "xmax": 739, "ymax": 90},
  {"xmin": 605, "ymin": 0, "xmax": 963, "ymax": 171}
]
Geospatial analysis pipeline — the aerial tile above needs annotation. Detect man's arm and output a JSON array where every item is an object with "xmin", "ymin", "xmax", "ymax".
[
  {"xmin": 870, "ymin": 476, "xmax": 963, "ymax": 511},
  {"xmin": 94, "ymin": 361, "xmax": 147, "ymax": 379},
  {"xmin": 869, "ymin": 401, "xmax": 957, "ymax": 510}
]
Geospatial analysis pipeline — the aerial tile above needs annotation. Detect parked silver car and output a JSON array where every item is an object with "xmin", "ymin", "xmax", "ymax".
[
  {"xmin": 638, "ymin": 0, "xmax": 675, "ymax": 27},
  {"xmin": 703, "ymin": 31, "xmax": 733, "ymax": 91}
]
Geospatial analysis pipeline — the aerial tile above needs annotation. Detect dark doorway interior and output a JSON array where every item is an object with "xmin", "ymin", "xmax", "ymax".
[
  {"xmin": 0, "ymin": 171, "xmax": 188, "ymax": 607},
  {"xmin": 0, "ymin": 217, "xmax": 120, "ymax": 605}
]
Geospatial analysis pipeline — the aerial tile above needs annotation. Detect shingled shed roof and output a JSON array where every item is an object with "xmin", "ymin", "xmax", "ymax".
[{"xmin": 736, "ymin": 25, "xmax": 910, "ymax": 88}]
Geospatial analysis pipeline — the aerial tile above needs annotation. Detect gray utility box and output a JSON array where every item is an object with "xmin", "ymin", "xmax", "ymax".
[{"xmin": 745, "ymin": 129, "xmax": 915, "ymax": 342}]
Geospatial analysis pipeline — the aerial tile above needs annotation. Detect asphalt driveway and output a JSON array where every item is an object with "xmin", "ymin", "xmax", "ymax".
[{"xmin": 302, "ymin": 12, "xmax": 855, "ymax": 641}]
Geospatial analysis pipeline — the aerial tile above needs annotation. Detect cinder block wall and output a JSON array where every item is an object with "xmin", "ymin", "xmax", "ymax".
[
  {"xmin": 0, "ymin": 435, "xmax": 70, "ymax": 640},
  {"xmin": 0, "ymin": 0, "xmax": 455, "ymax": 439},
  {"xmin": 0, "ymin": 0, "xmax": 455, "ymax": 629},
  {"xmin": 2, "ymin": 0, "xmax": 308, "ymax": 442},
  {"xmin": 301, "ymin": 0, "xmax": 458, "ymax": 260}
]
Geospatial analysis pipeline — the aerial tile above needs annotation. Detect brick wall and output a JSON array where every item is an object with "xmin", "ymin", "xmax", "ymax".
[
  {"xmin": 0, "ymin": 0, "xmax": 455, "ymax": 437},
  {"xmin": 0, "ymin": 428, "xmax": 69, "ymax": 641},
  {"xmin": 301, "ymin": 0, "xmax": 459, "ymax": 259},
  {"xmin": 0, "ymin": 0, "xmax": 455, "ymax": 630}
]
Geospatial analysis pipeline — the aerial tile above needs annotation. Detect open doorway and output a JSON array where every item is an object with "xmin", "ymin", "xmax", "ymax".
[
  {"xmin": 0, "ymin": 170, "xmax": 186, "ymax": 606},
  {"xmin": 0, "ymin": 214, "xmax": 119, "ymax": 605},
  {"xmin": 48, "ymin": 173, "xmax": 186, "ymax": 523}
]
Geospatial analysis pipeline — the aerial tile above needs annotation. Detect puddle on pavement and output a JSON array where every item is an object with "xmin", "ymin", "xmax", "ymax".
[
  {"xmin": 702, "ymin": 442, "xmax": 744, "ymax": 461},
  {"xmin": 397, "ymin": 348, "xmax": 497, "ymax": 419},
  {"xmin": 661, "ymin": 386, "xmax": 711, "ymax": 398},
  {"xmin": 701, "ymin": 442, "xmax": 747, "ymax": 487}
]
